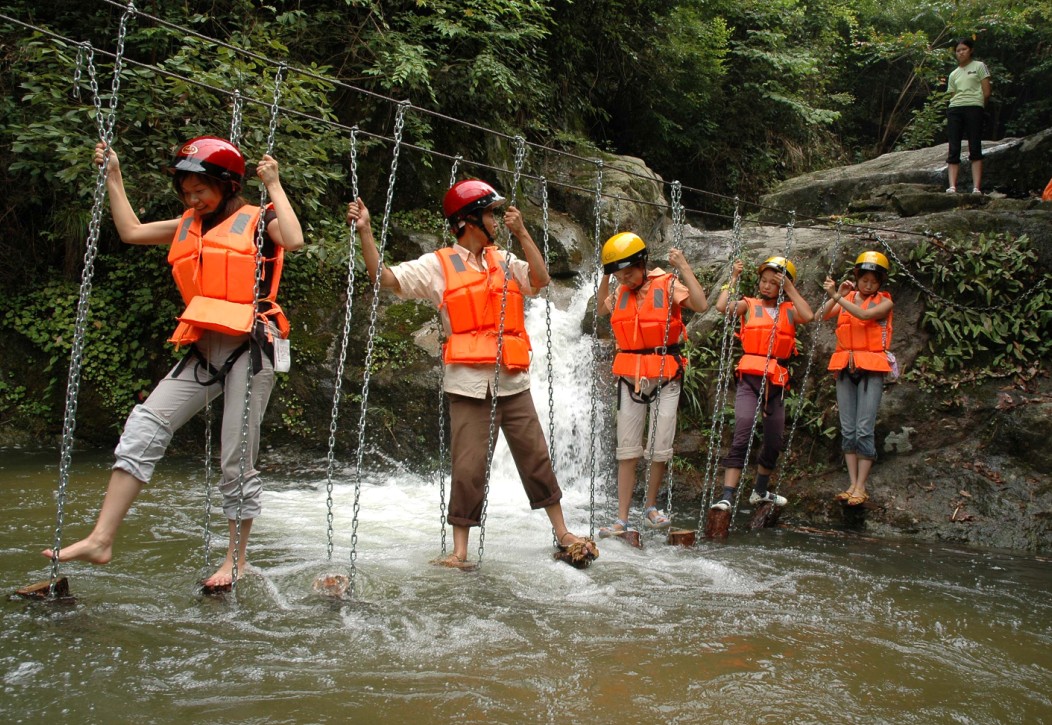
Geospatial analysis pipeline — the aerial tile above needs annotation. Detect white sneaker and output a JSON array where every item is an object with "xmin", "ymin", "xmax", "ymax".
[
  {"xmin": 972, "ymin": 187, "xmax": 982, "ymax": 194},
  {"xmin": 749, "ymin": 491, "xmax": 787, "ymax": 507},
  {"xmin": 709, "ymin": 500, "xmax": 731, "ymax": 512},
  {"xmin": 945, "ymin": 186, "xmax": 956, "ymax": 193}
]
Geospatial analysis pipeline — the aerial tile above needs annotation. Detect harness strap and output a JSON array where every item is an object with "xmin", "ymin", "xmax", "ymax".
[{"xmin": 172, "ymin": 323, "xmax": 274, "ymax": 388}]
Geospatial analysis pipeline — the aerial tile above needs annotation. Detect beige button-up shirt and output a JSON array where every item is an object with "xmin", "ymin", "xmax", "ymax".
[{"xmin": 390, "ymin": 242, "xmax": 537, "ymax": 398}]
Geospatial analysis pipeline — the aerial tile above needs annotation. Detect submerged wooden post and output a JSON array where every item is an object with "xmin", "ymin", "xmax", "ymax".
[
  {"xmin": 666, "ymin": 528, "xmax": 696, "ymax": 547},
  {"xmin": 704, "ymin": 508, "xmax": 730, "ymax": 540},
  {"xmin": 748, "ymin": 502, "xmax": 781, "ymax": 530},
  {"xmin": 553, "ymin": 538, "xmax": 599, "ymax": 568},
  {"xmin": 15, "ymin": 577, "xmax": 71, "ymax": 601}
]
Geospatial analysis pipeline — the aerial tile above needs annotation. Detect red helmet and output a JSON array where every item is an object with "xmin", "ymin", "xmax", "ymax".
[
  {"xmin": 169, "ymin": 136, "xmax": 245, "ymax": 192},
  {"xmin": 442, "ymin": 179, "xmax": 505, "ymax": 224}
]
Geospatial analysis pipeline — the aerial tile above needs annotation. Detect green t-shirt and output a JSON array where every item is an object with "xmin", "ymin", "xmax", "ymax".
[{"xmin": 948, "ymin": 60, "xmax": 990, "ymax": 108}]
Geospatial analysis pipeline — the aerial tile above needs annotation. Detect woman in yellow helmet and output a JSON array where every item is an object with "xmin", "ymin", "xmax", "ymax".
[
  {"xmin": 710, "ymin": 256, "xmax": 814, "ymax": 512},
  {"xmin": 822, "ymin": 251, "xmax": 895, "ymax": 506},
  {"xmin": 595, "ymin": 232, "xmax": 708, "ymax": 537}
]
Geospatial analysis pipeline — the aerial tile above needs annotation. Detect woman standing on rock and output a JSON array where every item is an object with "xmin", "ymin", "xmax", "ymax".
[
  {"xmin": 822, "ymin": 252, "xmax": 894, "ymax": 506},
  {"xmin": 945, "ymin": 37, "xmax": 992, "ymax": 194}
]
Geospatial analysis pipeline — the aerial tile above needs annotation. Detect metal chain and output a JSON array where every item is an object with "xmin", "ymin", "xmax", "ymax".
[
  {"xmin": 348, "ymin": 101, "xmax": 410, "ymax": 592},
  {"xmin": 476, "ymin": 135, "xmax": 528, "ymax": 565},
  {"xmin": 775, "ymin": 220, "xmax": 845, "ymax": 494},
  {"xmin": 540, "ymin": 178, "xmax": 556, "ymax": 468},
  {"xmin": 436, "ymin": 154, "xmax": 460, "ymax": 556},
  {"xmin": 72, "ymin": 44, "xmax": 85, "ymax": 100},
  {"xmin": 322, "ymin": 127, "xmax": 361, "ymax": 562},
  {"xmin": 538, "ymin": 177, "xmax": 560, "ymax": 549},
  {"xmin": 699, "ymin": 198, "xmax": 745, "ymax": 513},
  {"xmin": 639, "ymin": 181, "xmax": 682, "ymax": 521},
  {"xmin": 48, "ymin": 3, "xmax": 134, "ymax": 597},
  {"xmin": 229, "ymin": 62, "xmax": 285, "ymax": 591},
  {"xmin": 586, "ymin": 159, "xmax": 604, "ymax": 539},
  {"xmin": 229, "ymin": 88, "xmax": 244, "ymax": 148},
  {"xmin": 873, "ymin": 231, "xmax": 1047, "ymax": 313},
  {"xmin": 202, "ymin": 370, "xmax": 215, "ymax": 567},
  {"xmin": 729, "ymin": 212, "xmax": 795, "ymax": 524}
]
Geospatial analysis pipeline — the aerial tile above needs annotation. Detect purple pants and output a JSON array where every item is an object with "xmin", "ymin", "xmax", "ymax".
[{"xmin": 720, "ymin": 373, "xmax": 786, "ymax": 471}]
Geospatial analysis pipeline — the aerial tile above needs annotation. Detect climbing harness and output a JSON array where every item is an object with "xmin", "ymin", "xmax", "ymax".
[
  {"xmin": 476, "ymin": 135, "xmax": 528, "ymax": 566},
  {"xmin": 347, "ymin": 101, "xmax": 410, "ymax": 594},
  {"xmin": 46, "ymin": 5, "xmax": 134, "ymax": 600}
]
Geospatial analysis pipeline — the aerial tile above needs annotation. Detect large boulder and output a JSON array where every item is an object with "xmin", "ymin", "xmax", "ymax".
[{"xmin": 759, "ymin": 128, "xmax": 1052, "ymax": 220}]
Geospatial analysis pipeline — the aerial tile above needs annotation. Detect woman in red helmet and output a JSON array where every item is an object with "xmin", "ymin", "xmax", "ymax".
[
  {"xmin": 346, "ymin": 180, "xmax": 598, "ymax": 568},
  {"xmin": 43, "ymin": 137, "xmax": 303, "ymax": 589},
  {"xmin": 822, "ymin": 251, "xmax": 894, "ymax": 506}
]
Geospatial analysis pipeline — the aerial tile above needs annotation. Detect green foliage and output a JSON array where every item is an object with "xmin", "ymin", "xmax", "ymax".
[
  {"xmin": 0, "ymin": 246, "xmax": 180, "ymax": 423},
  {"xmin": 907, "ymin": 232, "xmax": 1052, "ymax": 385}
]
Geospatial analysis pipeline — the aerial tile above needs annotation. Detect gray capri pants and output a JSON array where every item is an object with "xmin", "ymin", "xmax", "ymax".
[{"xmin": 113, "ymin": 328, "xmax": 275, "ymax": 520}]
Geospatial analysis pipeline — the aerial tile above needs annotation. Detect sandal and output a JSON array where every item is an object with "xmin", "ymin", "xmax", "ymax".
[
  {"xmin": 834, "ymin": 491, "xmax": 852, "ymax": 501},
  {"xmin": 598, "ymin": 519, "xmax": 630, "ymax": 539},
  {"xmin": 846, "ymin": 492, "xmax": 869, "ymax": 506},
  {"xmin": 432, "ymin": 552, "xmax": 474, "ymax": 570},
  {"xmin": 642, "ymin": 506, "xmax": 672, "ymax": 530}
]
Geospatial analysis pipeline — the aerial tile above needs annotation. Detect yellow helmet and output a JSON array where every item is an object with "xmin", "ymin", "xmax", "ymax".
[
  {"xmin": 602, "ymin": 232, "xmax": 648, "ymax": 274},
  {"xmin": 758, "ymin": 256, "xmax": 797, "ymax": 282},
  {"xmin": 854, "ymin": 251, "xmax": 889, "ymax": 280}
]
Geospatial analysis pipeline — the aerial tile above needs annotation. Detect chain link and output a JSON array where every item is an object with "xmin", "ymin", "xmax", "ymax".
[
  {"xmin": 775, "ymin": 220, "xmax": 845, "ymax": 494},
  {"xmin": 729, "ymin": 212, "xmax": 795, "ymax": 524},
  {"xmin": 320, "ymin": 127, "xmax": 361, "ymax": 563},
  {"xmin": 873, "ymin": 231, "xmax": 1048, "ymax": 313},
  {"xmin": 228, "ymin": 63, "xmax": 285, "ymax": 592},
  {"xmin": 229, "ymin": 88, "xmax": 244, "ymax": 148},
  {"xmin": 475, "ymin": 135, "xmax": 528, "ymax": 565},
  {"xmin": 586, "ymin": 159, "xmax": 604, "ymax": 539},
  {"xmin": 639, "ymin": 181, "xmax": 682, "ymax": 521},
  {"xmin": 48, "ymin": 3, "xmax": 134, "ymax": 597},
  {"xmin": 540, "ymin": 178, "xmax": 556, "ymax": 468},
  {"xmin": 72, "ymin": 43, "xmax": 85, "ymax": 100},
  {"xmin": 348, "ymin": 101, "xmax": 409, "ymax": 592},
  {"xmin": 436, "ymin": 154, "xmax": 461, "ymax": 556},
  {"xmin": 699, "ymin": 199, "xmax": 745, "ymax": 514}
]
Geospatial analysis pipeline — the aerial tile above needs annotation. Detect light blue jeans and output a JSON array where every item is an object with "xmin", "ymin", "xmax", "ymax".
[{"xmin": 835, "ymin": 371, "xmax": 884, "ymax": 460}]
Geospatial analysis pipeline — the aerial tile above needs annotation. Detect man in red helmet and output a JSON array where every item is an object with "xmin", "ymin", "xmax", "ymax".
[{"xmin": 347, "ymin": 180, "xmax": 598, "ymax": 568}]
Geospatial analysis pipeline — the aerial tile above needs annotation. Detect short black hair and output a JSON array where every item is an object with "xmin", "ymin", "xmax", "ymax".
[{"xmin": 954, "ymin": 37, "xmax": 975, "ymax": 49}]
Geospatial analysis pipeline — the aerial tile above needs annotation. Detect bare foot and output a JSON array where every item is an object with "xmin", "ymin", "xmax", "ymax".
[
  {"xmin": 431, "ymin": 552, "xmax": 474, "ymax": 570},
  {"xmin": 201, "ymin": 559, "xmax": 248, "ymax": 588},
  {"xmin": 41, "ymin": 536, "xmax": 113, "ymax": 564}
]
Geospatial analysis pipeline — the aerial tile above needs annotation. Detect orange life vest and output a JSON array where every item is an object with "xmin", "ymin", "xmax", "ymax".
[
  {"xmin": 610, "ymin": 273, "xmax": 686, "ymax": 383},
  {"xmin": 167, "ymin": 205, "xmax": 288, "ymax": 347},
  {"xmin": 1043, "ymin": 178, "xmax": 1052, "ymax": 202},
  {"xmin": 828, "ymin": 290, "xmax": 893, "ymax": 373},
  {"xmin": 436, "ymin": 246, "xmax": 531, "ymax": 371},
  {"xmin": 736, "ymin": 297, "xmax": 797, "ymax": 387}
]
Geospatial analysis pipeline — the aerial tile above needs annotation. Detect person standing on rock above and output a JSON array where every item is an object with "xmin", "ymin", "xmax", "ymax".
[
  {"xmin": 710, "ymin": 257, "xmax": 814, "ymax": 513},
  {"xmin": 44, "ymin": 137, "xmax": 304, "ymax": 589},
  {"xmin": 594, "ymin": 233, "xmax": 708, "ymax": 539},
  {"xmin": 945, "ymin": 37, "xmax": 992, "ymax": 194},
  {"xmin": 822, "ymin": 252, "xmax": 895, "ymax": 506},
  {"xmin": 345, "ymin": 181, "xmax": 598, "ymax": 569}
]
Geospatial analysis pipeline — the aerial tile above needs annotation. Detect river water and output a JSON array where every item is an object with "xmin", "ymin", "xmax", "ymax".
[{"xmin": 3, "ymin": 287, "xmax": 1050, "ymax": 723}]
